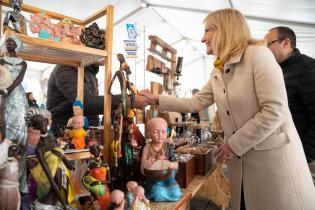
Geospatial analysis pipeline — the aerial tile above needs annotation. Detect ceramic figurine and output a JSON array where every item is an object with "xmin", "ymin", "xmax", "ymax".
[
  {"xmin": 3, "ymin": 0, "xmax": 27, "ymax": 34},
  {"xmin": 67, "ymin": 98, "xmax": 89, "ymax": 131},
  {"xmin": 109, "ymin": 189, "xmax": 125, "ymax": 210},
  {"xmin": 29, "ymin": 11, "xmax": 59, "ymax": 41},
  {"xmin": 0, "ymin": 35, "xmax": 28, "ymax": 194},
  {"xmin": 59, "ymin": 18, "xmax": 81, "ymax": 45},
  {"xmin": 82, "ymin": 144, "xmax": 111, "ymax": 210},
  {"xmin": 0, "ymin": 140, "xmax": 25, "ymax": 210},
  {"xmin": 131, "ymin": 186, "xmax": 151, "ymax": 210},
  {"xmin": 141, "ymin": 118, "xmax": 182, "ymax": 201},
  {"xmin": 69, "ymin": 115, "xmax": 86, "ymax": 149},
  {"xmin": 26, "ymin": 109, "xmax": 75, "ymax": 209},
  {"xmin": 80, "ymin": 22, "xmax": 105, "ymax": 49},
  {"xmin": 126, "ymin": 181, "xmax": 138, "ymax": 210}
]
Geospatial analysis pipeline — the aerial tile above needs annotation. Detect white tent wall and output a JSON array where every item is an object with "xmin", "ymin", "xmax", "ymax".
[{"xmin": 6, "ymin": 0, "xmax": 315, "ymax": 105}]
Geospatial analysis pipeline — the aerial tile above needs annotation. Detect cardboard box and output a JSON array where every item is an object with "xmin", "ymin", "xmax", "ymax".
[{"xmin": 176, "ymin": 155, "xmax": 196, "ymax": 188}]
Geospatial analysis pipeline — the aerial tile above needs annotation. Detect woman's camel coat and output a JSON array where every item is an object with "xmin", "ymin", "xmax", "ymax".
[{"xmin": 159, "ymin": 45, "xmax": 315, "ymax": 210}]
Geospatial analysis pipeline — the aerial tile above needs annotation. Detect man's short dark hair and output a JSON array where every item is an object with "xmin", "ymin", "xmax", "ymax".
[{"xmin": 271, "ymin": 26, "xmax": 296, "ymax": 49}]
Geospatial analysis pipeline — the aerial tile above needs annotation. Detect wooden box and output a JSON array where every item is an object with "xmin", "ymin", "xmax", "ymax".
[
  {"xmin": 194, "ymin": 148, "xmax": 215, "ymax": 175},
  {"xmin": 176, "ymin": 155, "xmax": 196, "ymax": 188}
]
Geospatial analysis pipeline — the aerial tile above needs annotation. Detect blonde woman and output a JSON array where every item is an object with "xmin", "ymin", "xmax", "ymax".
[{"xmin": 140, "ymin": 8, "xmax": 315, "ymax": 210}]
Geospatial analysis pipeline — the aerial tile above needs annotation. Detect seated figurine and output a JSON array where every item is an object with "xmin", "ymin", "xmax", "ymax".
[
  {"xmin": 58, "ymin": 18, "xmax": 81, "ymax": 45},
  {"xmin": 29, "ymin": 11, "xmax": 60, "ymax": 41},
  {"xmin": 109, "ymin": 189, "xmax": 125, "ymax": 210},
  {"xmin": 141, "ymin": 118, "xmax": 182, "ymax": 202},
  {"xmin": 131, "ymin": 186, "xmax": 151, "ymax": 210},
  {"xmin": 126, "ymin": 181, "xmax": 138, "ymax": 210},
  {"xmin": 80, "ymin": 22, "xmax": 105, "ymax": 49},
  {"xmin": 69, "ymin": 115, "xmax": 86, "ymax": 149}
]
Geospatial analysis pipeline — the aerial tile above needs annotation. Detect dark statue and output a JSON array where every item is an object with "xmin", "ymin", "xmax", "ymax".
[
  {"xmin": 80, "ymin": 22, "xmax": 105, "ymax": 49},
  {"xmin": 3, "ymin": 0, "xmax": 27, "ymax": 34}
]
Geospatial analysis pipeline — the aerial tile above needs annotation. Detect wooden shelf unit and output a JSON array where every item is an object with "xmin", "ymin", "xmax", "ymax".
[{"xmin": 0, "ymin": 0, "xmax": 114, "ymax": 161}]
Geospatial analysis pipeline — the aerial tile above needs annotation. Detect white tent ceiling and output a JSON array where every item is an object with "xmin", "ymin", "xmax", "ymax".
[{"xmin": 8, "ymin": 0, "xmax": 315, "ymax": 103}]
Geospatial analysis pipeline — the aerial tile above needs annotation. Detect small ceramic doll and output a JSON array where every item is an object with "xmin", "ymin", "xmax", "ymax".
[
  {"xmin": 109, "ymin": 189, "xmax": 125, "ymax": 210},
  {"xmin": 131, "ymin": 186, "xmax": 151, "ymax": 210},
  {"xmin": 126, "ymin": 181, "xmax": 138, "ymax": 210},
  {"xmin": 69, "ymin": 115, "xmax": 86, "ymax": 149},
  {"xmin": 67, "ymin": 98, "xmax": 89, "ymax": 131},
  {"xmin": 141, "ymin": 118, "xmax": 182, "ymax": 202}
]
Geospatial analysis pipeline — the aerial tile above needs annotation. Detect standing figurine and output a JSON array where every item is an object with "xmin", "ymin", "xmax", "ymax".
[
  {"xmin": 0, "ymin": 140, "xmax": 25, "ymax": 210},
  {"xmin": 126, "ymin": 181, "xmax": 138, "ymax": 210},
  {"xmin": 108, "ymin": 53, "xmax": 133, "ymax": 119},
  {"xmin": 83, "ymin": 144, "xmax": 111, "ymax": 210},
  {"xmin": 3, "ymin": 0, "xmax": 27, "ymax": 34},
  {"xmin": 131, "ymin": 186, "xmax": 151, "ymax": 210},
  {"xmin": 109, "ymin": 189, "xmax": 125, "ymax": 210},
  {"xmin": 141, "ymin": 118, "xmax": 182, "ymax": 201},
  {"xmin": 0, "ymin": 35, "xmax": 28, "ymax": 194},
  {"xmin": 26, "ymin": 109, "xmax": 75, "ymax": 209},
  {"xmin": 69, "ymin": 115, "xmax": 87, "ymax": 149}
]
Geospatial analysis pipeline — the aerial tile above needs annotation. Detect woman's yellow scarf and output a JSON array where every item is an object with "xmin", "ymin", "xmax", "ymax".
[{"xmin": 213, "ymin": 57, "xmax": 224, "ymax": 71}]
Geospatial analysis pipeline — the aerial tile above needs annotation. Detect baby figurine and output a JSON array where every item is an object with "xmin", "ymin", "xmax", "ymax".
[
  {"xmin": 109, "ymin": 189, "xmax": 125, "ymax": 210},
  {"xmin": 126, "ymin": 181, "xmax": 138, "ymax": 210},
  {"xmin": 69, "ymin": 115, "xmax": 86, "ymax": 149},
  {"xmin": 131, "ymin": 186, "xmax": 150, "ymax": 210},
  {"xmin": 141, "ymin": 117, "xmax": 182, "ymax": 201}
]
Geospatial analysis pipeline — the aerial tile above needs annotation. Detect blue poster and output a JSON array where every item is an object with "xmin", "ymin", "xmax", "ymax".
[{"xmin": 126, "ymin": 23, "xmax": 137, "ymax": 40}]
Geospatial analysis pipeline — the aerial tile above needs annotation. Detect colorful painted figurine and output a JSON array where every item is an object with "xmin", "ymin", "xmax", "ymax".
[
  {"xmin": 0, "ymin": 35, "xmax": 28, "ymax": 194},
  {"xmin": 131, "ymin": 186, "xmax": 151, "ymax": 210},
  {"xmin": 67, "ymin": 98, "xmax": 89, "ymax": 130},
  {"xmin": 58, "ymin": 18, "xmax": 81, "ymax": 45},
  {"xmin": 29, "ymin": 11, "xmax": 61, "ymax": 42},
  {"xmin": 109, "ymin": 189, "xmax": 125, "ymax": 210},
  {"xmin": 26, "ymin": 109, "xmax": 75, "ymax": 209},
  {"xmin": 83, "ymin": 144, "xmax": 111, "ymax": 210},
  {"xmin": 126, "ymin": 181, "xmax": 138, "ymax": 210},
  {"xmin": 0, "ymin": 139, "xmax": 24, "ymax": 210},
  {"xmin": 69, "ymin": 115, "xmax": 86, "ymax": 149},
  {"xmin": 3, "ymin": 0, "xmax": 27, "ymax": 34},
  {"xmin": 141, "ymin": 118, "xmax": 182, "ymax": 201}
]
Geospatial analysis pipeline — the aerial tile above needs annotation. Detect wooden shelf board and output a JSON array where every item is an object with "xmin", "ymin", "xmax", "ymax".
[{"xmin": 10, "ymin": 33, "xmax": 107, "ymax": 66}]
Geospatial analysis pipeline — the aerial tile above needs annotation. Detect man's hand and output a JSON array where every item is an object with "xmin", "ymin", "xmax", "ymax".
[
  {"xmin": 134, "ymin": 90, "xmax": 158, "ymax": 108},
  {"xmin": 214, "ymin": 143, "xmax": 236, "ymax": 163}
]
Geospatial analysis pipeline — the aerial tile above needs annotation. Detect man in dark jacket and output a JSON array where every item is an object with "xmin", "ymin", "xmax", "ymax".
[
  {"xmin": 265, "ymin": 26, "xmax": 315, "ymax": 182},
  {"xmin": 47, "ymin": 64, "xmax": 147, "ymax": 131}
]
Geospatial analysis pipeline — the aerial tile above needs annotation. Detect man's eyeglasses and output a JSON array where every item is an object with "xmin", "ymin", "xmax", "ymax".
[{"xmin": 267, "ymin": 39, "xmax": 283, "ymax": 47}]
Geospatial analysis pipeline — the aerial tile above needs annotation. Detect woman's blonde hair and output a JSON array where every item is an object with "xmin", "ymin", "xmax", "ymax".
[{"xmin": 203, "ymin": 8, "xmax": 263, "ymax": 63}]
